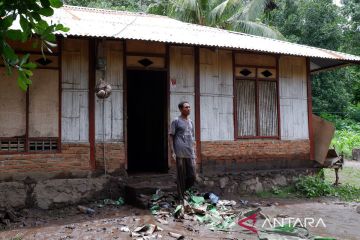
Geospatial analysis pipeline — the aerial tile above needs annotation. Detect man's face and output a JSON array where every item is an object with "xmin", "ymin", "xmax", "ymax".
[{"xmin": 180, "ymin": 103, "xmax": 191, "ymax": 116}]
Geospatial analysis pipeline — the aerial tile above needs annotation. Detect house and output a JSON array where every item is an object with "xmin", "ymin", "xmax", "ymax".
[{"xmin": 1, "ymin": 5, "xmax": 360, "ymax": 182}]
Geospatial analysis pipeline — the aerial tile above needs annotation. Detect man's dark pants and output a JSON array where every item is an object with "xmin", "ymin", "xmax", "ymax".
[{"xmin": 176, "ymin": 157, "xmax": 195, "ymax": 199}]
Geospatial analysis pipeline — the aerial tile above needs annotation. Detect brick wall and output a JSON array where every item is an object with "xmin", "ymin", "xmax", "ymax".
[
  {"xmin": 0, "ymin": 140, "xmax": 313, "ymax": 180},
  {"xmin": 95, "ymin": 142, "xmax": 126, "ymax": 173},
  {"xmin": 0, "ymin": 143, "xmax": 91, "ymax": 181},
  {"xmin": 0, "ymin": 142, "xmax": 126, "ymax": 181},
  {"xmin": 201, "ymin": 139, "xmax": 314, "ymax": 172}
]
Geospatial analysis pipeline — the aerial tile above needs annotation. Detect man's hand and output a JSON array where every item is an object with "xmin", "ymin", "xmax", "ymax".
[{"xmin": 171, "ymin": 152, "xmax": 176, "ymax": 161}]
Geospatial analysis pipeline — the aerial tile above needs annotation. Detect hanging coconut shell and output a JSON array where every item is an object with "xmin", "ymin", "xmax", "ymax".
[{"xmin": 95, "ymin": 80, "xmax": 112, "ymax": 99}]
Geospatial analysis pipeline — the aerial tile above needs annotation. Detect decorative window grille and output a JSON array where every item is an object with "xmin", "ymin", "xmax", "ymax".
[{"xmin": 235, "ymin": 66, "xmax": 279, "ymax": 138}]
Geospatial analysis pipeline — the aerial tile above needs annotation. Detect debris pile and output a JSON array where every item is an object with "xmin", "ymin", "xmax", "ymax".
[
  {"xmin": 150, "ymin": 189, "xmax": 241, "ymax": 232},
  {"xmin": 146, "ymin": 189, "xmax": 336, "ymax": 240}
]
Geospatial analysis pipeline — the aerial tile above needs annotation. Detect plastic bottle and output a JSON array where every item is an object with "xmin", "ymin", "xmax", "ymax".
[{"xmin": 208, "ymin": 193, "xmax": 219, "ymax": 205}]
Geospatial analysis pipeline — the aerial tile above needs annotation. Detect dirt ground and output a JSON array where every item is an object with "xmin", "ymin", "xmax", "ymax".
[
  {"xmin": 1, "ymin": 161, "xmax": 359, "ymax": 240},
  {"xmin": 0, "ymin": 197, "xmax": 359, "ymax": 240},
  {"xmin": 324, "ymin": 160, "xmax": 360, "ymax": 187}
]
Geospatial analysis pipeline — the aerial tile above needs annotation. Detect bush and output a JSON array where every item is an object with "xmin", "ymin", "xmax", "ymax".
[
  {"xmin": 347, "ymin": 103, "xmax": 360, "ymax": 122},
  {"xmin": 293, "ymin": 172, "xmax": 360, "ymax": 201},
  {"xmin": 295, "ymin": 173, "xmax": 333, "ymax": 198},
  {"xmin": 331, "ymin": 129, "xmax": 360, "ymax": 158}
]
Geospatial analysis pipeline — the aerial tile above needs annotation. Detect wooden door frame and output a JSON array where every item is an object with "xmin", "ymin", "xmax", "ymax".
[{"xmin": 123, "ymin": 41, "xmax": 170, "ymax": 172}]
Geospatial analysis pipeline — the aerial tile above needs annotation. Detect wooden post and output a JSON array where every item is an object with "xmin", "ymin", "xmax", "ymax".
[
  {"xmin": 194, "ymin": 47, "xmax": 202, "ymax": 172},
  {"xmin": 307, "ymin": 58, "xmax": 315, "ymax": 160},
  {"xmin": 89, "ymin": 38, "xmax": 96, "ymax": 170}
]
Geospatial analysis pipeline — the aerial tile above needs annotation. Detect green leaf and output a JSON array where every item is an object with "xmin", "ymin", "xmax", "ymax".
[
  {"xmin": 23, "ymin": 69, "xmax": 33, "ymax": 77},
  {"xmin": 42, "ymin": 32, "xmax": 56, "ymax": 42},
  {"xmin": 0, "ymin": 16, "xmax": 14, "ymax": 30},
  {"xmin": 23, "ymin": 62, "xmax": 37, "ymax": 69},
  {"xmin": 38, "ymin": 7, "xmax": 54, "ymax": 17},
  {"xmin": 40, "ymin": 0, "xmax": 51, "ymax": 8},
  {"xmin": 6, "ymin": 30, "xmax": 23, "ymax": 41},
  {"xmin": 20, "ymin": 16, "xmax": 30, "ymax": 33},
  {"xmin": 19, "ymin": 54, "xmax": 30, "ymax": 66},
  {"xmin": 3, "ymin": 44, "xmax": 18, "ymax": 63},
  {"xmin": 17, "ymin": 72, "xmax": 28, "ymax": 91},
  {"xmin": 31, "ymin": 12, "xmax": 42, "ymax": 21},
  {"xmin": 50, "ymin": 0, "xmax": 63, "ymax": 8},
  {"xmin": 35, "ymin": 20, "xmax": 49, "ymax": 31},
  {"xmin": 55, "ymin": 24, "xmax": 70, "ymax": 32}
]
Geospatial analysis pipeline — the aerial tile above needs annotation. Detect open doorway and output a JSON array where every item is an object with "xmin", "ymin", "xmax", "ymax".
[{"xmin": 126, "ymin": 70, "xmax": 168, "ymax": 173}]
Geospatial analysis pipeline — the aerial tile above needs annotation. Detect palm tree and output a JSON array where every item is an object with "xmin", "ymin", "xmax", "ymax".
[{"xmin": 147, "ymin": 0, "xmax": 283, "ymax": 39}]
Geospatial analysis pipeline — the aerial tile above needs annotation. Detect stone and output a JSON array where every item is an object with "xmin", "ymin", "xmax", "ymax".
[
  {"xmin": 356, "ymin": 205, "xmax": 360, "ymax": 214},
  {"xmin": 352, "ymin": 149, "xmax": 360, "ymax": 161},
  {"xmin": 273, "ymin": 174, "xmax": 287, "ymax": 186},
  {"xmin": 0, "ymin": 182, "xmax": 27, "ymax": 208},
  {"xmin": 254, "ymin": 180, "xmax": 264, "ymax": 193},
  {"xmin": 34, "ymin": 178, "xmax": 108, "ymax": 209},
  {"xmin": 219, "ymin": 177, "xmax": 229, "ymax": 189}
]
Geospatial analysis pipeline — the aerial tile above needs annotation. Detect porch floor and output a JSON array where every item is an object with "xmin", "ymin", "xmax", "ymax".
[{"xmin": 125, "ymin": 173, "xmax": 177, "ymax": 208}]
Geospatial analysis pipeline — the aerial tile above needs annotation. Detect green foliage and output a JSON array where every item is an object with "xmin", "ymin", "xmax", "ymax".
[
  {"xmin": 148, "ymin": 0, "xmax": 284, "ymax": 39},
  {"xmin": 266, "ymin": 0, "xmax": 360, "ymax": 123},
  {"xmin": 341, "ymin": 0, "xmax": 360, "ymax": 55},
  {"xmin": 331, "ymin": 129, "xmax": 360, "ymax": 157},
  {"xmin": 266, "ymin": 0, "xmax": 343, "ymax": 49},
  {"xmin": 312, "ymin": 70, "xmax": 353, "ymax": 117},
  {"xmin": 320, "ymin": 113, "xmax": 360, "ymax": 131},
  {"xmin": 0, "ymin": 0, "xmax": 69, "ymax": 90},
  {"xmin": 64, "ymin": 0, "xmax": 156, "ymax": 12},
  {"xmin": 257, "ymin": 171, "xmax": 360, "ymax": 201},
  {"xmin": 294, "ymin": 171, "xmax": 360, "ymax": 201},
  {"xmin": 66, "ymin": 0, "xmax": 283, "ymax": 38},
  {"xmin": 295, "ymin": 172, "xmax": 333, "ymax": 198},
  {"xmin": 331, "ymin": 183, "xmax": 360, "ymax": 201}
]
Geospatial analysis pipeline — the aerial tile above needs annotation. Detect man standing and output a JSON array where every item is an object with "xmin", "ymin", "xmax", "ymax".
[{"xmin": 169, "ymin": 101, "xmax": 196, "ymax": 199}]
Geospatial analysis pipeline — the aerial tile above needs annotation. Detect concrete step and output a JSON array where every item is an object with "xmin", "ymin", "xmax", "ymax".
[{"xmin": 125, "ymin": 173, "xmax": 177, "ymax": 208}]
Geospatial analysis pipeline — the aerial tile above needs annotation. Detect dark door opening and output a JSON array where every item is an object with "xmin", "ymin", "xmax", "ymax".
[{"xmin": 127, "ymin": 70, "xmax": 168, "ymax": 173}]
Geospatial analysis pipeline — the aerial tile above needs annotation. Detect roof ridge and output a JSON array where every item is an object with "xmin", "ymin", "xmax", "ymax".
[{"xmin": 62, "ymin": 4, "xmax": 170, "ymax": 19}]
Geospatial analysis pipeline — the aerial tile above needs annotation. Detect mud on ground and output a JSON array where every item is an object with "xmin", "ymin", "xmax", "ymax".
[{"xmin": 0, "ymin": 197, "xmax": 359, "ymax": 240}]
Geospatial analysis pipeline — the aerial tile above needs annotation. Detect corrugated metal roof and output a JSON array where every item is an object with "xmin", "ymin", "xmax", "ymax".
[{"xmin": 49, "ymin": 5, "xmax": 360, "ymax": 70}]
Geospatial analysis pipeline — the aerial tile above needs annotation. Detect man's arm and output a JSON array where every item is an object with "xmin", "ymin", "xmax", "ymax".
[
  {"xmin": 192, "ymin": 120, "xmax": 196, "ymax": 159},
  {"xmin": 169, "ymin": 120, "xmax": 177, "ymax": 160},
  {"xmin": 169, "ymin": 134, "xmax": 176, "ymax": 160}
]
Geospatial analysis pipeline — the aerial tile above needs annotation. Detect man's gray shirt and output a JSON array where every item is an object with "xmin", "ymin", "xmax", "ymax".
[{"xmin": 170, "ymin": 117, "xmax": 195, "ymax": 158}]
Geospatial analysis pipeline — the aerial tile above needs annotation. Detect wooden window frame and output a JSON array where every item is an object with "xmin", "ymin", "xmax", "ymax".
[
  {"xmin": 233, "ymin": 58, "xmax": 281, "ymax": 140},
  {"xmin": 0, "ymin": 38, "xmax": 62, "ymax": 155}
]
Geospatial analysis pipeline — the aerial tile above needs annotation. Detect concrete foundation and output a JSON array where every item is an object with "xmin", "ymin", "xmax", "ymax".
[
  {"xmin": 0, "ymin": 168, "xmax": 320, "ymax": 210},
  {"xmin": 0, "ymin": 176, "xmax": 125, "ymax": 210},
  {"xmin": 196, "ymin": 168, "xmax": 320, "ymax": 196}
]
